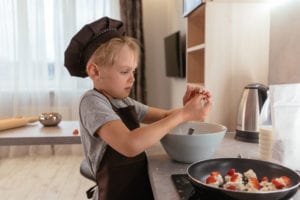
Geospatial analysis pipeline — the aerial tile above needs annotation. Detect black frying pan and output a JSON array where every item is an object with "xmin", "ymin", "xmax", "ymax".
[{"xmin": 187, "ymin": 158, "xmax": 300, "ymax": 200}]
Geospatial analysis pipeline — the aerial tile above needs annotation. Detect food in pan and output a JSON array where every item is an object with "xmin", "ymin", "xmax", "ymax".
[
  {"xmin": 205, "ymin": 168, "xmax": 291, "ymax": 192},
  {"xmin": 205, "ymin": 171, "xmax": 224, "ymax": 188}
]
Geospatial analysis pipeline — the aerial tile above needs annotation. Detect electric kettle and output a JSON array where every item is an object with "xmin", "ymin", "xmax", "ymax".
[{"xmin": 235, "ymin": 83, "xmax": 268, "ymax": 143}]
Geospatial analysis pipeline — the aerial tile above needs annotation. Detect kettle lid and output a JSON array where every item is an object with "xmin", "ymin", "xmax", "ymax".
[{"xmin": 245, "ymin": 83, "xmax": 269, "ymax": 91}]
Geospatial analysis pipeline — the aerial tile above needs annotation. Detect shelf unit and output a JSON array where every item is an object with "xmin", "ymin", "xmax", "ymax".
[
  {"xmin": 183, "ymin": 0, "xmax": 270, "ymax": 131},
  {"xmin": 186, "ymin": 4, "xmax": 205, "ymax": 85}
]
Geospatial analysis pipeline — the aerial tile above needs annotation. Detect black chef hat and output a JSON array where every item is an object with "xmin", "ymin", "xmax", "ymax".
[{"xmin": 64, "ymin": 17, "xmax": 125, "ymax": 78}]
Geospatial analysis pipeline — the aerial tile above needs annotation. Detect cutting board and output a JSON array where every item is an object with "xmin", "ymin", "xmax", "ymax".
[{"xmin": 0, "ymin": 117, "xmax": 38, "ymax": 131}]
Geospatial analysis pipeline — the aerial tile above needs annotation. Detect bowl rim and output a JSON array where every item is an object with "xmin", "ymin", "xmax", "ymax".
[{"xmin": 167, "ymin": 121, "xmax": 227, "ymax": 136}]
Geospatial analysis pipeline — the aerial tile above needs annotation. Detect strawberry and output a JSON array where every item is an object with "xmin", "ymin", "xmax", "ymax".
[
  {"xmin": 249, "ymin": 177, "xmax": 261, "ymax": 190},
  {"xmin": 281, "ymin": 176, "xmax": 291, "ymax": 186},
  {"xmin": 227, "ymin": 168, "xmax": 236, "ymax": 176},
  {"xmin": 272, "ymin": 178, "xmax": 285, "ymax": 189},
  {"xmin": 226, "ymin": 185, "xmax": 237, "ymax": 190},
  {"xmin": 206, "ymin": 176, "xmax": 217, "ymax": 184},
  {"xmin": 210, "ymin": 171, "xmax": 220, "ymax": 177}
]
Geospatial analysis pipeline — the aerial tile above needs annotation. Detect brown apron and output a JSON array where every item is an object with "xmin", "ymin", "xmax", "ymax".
[{"xmin": 96, "ymin": 102, "xmax": 154, "ymax": 200}]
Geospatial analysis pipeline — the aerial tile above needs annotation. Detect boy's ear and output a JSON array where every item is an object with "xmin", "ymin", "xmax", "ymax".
[{"xmin": 86, "ymin": 62, "xmax": 100, "ymax": 79}]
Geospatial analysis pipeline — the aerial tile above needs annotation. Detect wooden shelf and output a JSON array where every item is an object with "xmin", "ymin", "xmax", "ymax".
[
  {"xmin": 186, "ymin": 48, "xmax": 205, "ymax": 84},
  {"xmin": 187, "ymin": 43, "xmax": 205, "ymax": 53},
  {"xmin": 186, "ymin": 4, "xmax": 206, "ymax": 84},
  {"xmin": 187, "ymin": 5, "xmax": 205, "ymax": 48}
]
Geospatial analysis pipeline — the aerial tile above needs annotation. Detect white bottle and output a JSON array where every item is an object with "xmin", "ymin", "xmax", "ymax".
[{"xmin": 258, "ymin": 92, "xmax": 273, "ymax": 161}]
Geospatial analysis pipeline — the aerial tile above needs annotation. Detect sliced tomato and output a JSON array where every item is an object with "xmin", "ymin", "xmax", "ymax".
[
  {"xmin": 227, "ymin": 168, "xmax": 236, "ymax": 176},
  {"xmin": 210, "ymin": 171, "xmax": 220, "ymax": 177},
  {"xmin": 73, "ymin": 128, "xmax": 79, "ymax": 135},
  {"xmin": 226, "ymin": 185, "xmax": 237, "ymax": 190},
  {"xmin": 261, "ymin": 176, "xmax": 269, "ymax": 182},
  {"xmin": 281, "ymin": 176, "xmax": 291, "ymax": 186},
  {"xmin": 249, "ymin": 177, "xmax": 261, "ymax": 190},
  {"xmin": 206, "ymin": 176, "xmax": 217, "ymax": 184},
  {"xmin": 272, "ymin": 178, "xmax": 285, "ymax": 189},
  {"xmin": 230, "ymin": 174, "xmax": 239, "ymax": 182}
]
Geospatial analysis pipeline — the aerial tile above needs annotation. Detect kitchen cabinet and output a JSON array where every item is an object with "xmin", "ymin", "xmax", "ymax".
[{"xmin": 185, "ymin": 0, "xmax": 270, "ymax": 130}]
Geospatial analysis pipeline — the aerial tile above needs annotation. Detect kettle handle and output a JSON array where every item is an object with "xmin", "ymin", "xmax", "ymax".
[
  {"xmin": 257, "ymin": 84, "xmax": 269, "ymax": 111},
  {"xmin": 245, "ymin": 83, "xmax": 268, "ymax": 111}
]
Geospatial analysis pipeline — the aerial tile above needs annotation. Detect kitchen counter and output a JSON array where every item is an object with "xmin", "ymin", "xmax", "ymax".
[
  {"xmin": 2, "ymin": 123, "xmax": 298, "ymax": 199},
  {"xmin": 146, "ymin": 132, "xmax": 300, "ymax": 200},
  {"xmin": 0, "ymin": 121, "xmax": 81, "ymax": 146}
]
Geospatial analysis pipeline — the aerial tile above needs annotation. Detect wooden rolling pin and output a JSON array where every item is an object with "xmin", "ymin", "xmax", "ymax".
[{"xmin": 0, "ymin": 117, "xmax": 38, "ymax": 131}]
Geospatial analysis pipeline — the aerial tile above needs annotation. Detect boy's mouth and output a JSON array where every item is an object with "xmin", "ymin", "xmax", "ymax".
[{"xmin": 125, "ymin": 87, "xmax": 132, "ymax": 92}]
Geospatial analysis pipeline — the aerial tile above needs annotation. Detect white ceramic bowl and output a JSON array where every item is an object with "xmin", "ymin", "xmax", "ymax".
[{"xmin": 160, "ymin": 121, "xmax": 227, "ymax": 163}]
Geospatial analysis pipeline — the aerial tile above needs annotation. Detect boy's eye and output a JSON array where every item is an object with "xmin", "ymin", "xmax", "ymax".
[
  {"xmin": 120, "ymin": 70, "xmax": 136, "ymax": 75},
  {"xmin": 121, "ymin": 71, "xmax": 129, "ymax": 74}
]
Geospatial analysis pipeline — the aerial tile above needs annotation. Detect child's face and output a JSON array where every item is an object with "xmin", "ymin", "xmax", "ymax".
[{"xmin": 95, "ymin": 45, "xmax": 137, "ymax": 99}]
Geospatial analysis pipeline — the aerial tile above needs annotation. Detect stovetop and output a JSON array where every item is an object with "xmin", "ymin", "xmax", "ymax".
[
  {"xmin": 171, "ymin": 174, "xmax": 297, "ymax": 200},
  {"xmin": 171, "ymin": 174, "xmax": 234, "ymax": 200}
]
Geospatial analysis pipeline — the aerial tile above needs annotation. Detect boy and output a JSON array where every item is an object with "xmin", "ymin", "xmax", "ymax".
[{"xmin": 64, "ymin": 17, "xmax": 211, "ymax": 200}]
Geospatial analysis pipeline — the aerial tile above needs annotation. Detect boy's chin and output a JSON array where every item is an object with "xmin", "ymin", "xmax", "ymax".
[{"xmin": 113, "ymin": 93, "xmax": 130, "ymax": 99}]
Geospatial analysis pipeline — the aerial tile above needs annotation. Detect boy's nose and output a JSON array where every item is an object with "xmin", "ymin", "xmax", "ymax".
[{"xmin": 129, "ymin": 72, "xmax": 135, "ymax": 82}]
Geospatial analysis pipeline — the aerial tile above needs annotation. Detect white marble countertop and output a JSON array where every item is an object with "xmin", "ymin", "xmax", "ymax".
[{"xmin": 146, "ymin": 132, "xmax": 300, "ymax": 200}]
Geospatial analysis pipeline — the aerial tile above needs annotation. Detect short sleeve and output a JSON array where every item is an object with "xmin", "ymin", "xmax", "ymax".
[{"xmin": 79, "ymin": 92, "xmax": 120, "ymax": 136}]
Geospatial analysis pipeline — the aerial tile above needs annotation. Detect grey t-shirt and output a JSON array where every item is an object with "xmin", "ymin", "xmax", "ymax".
[{"xmin": 79, "ymin": 89, "xmax": 148, "ymax": 178}]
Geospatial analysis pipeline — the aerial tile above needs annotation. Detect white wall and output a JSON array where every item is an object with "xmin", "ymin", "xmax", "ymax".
[
  {"xmin": 143, "ymin": 0, "xmax": 187, "ymax": 109},
  {"xmin": 269, "ymin": 0, "xmax": 300, "ymax": 84},
  {"xmin": 204, "ymin": 2, "xmax": 270, "ymax": 131},
  {"xmin": 143, "ymin": 0, "xmax": 271, "ymax": 131}
]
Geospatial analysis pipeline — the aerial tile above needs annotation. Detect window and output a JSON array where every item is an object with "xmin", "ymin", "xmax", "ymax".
[{"xmin": 0, "ymin": 0, "xmax": 120, "ymax": 118}]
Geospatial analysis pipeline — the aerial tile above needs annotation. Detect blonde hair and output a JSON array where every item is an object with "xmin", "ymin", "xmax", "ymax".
[{"xmin": 89, "ymin": 36, "xmax": 140, "ymax": 68}]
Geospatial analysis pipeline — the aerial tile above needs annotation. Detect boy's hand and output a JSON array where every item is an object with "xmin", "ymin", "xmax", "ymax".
[
  {"xmin": 183, "ymin": 85, "xmax": 211, "ymax": 105},
  {"xmin": 183, "ymin": 92, "xmax": 212, "ymax": 122}
]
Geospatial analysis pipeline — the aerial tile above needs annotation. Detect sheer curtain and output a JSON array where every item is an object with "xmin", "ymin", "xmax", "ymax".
[{"xmin": 0, "ymin": 0, "xmax": 120, "ymax": 157}]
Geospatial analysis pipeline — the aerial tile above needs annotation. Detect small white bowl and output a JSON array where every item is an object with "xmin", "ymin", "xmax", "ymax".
[{"xmin": 160, "ymin": 121, "xmax": 227, "ymax": 163}]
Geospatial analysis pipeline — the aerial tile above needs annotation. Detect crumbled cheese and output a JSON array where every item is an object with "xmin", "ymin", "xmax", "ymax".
[
  {"xmin": 204, "ymin": 168, "xmax": 291, "ymax": 192},
  {"xmin": 260, "ymin": 181, "xmax": 276, "ymax": 191},
  {"xmin": 244, "ymin": 169, "xmax": 257, "ymax": 180}
]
